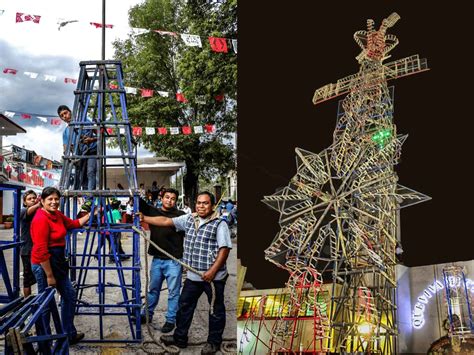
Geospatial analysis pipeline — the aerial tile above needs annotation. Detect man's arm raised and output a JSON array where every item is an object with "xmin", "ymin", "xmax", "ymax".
[{"xmin": 140, "ymin": 213, "xmax": 175, "ymax": 227}]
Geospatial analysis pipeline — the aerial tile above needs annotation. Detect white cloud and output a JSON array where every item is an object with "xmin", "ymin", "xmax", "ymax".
[{"xmin": 0, "ymin": 0, "xmax": 157, "ymax": 160}]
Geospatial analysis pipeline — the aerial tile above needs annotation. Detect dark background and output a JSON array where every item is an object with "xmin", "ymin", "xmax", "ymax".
[{"xmin": 238, "ymin": 1, "xmax": 474, "ymax": 289}]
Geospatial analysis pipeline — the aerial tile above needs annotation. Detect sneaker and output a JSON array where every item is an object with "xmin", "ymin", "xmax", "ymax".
[
  {"xmin": 161, "ymin": 321, "xmax": 175, "ymax": 333},
  {"xmin": 201, "ymin": 342, "xmax": 220, "ymax": 354},
  {"xmin": 69, "ymin": 332, "xmax": 85, "ymax": 345},
  {"xmin": 160, "ymin": 334, "xmax": 186, "ymax": 348}
]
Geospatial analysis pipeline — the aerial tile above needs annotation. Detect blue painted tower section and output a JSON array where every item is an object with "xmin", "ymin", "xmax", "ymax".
[
  {"xmin": 59, "ymin": 60, "xmax": 141, "ymax": 342},
  {"xmin": 0, "ymin": 183, "xmax": 24, "ymax": 303}
]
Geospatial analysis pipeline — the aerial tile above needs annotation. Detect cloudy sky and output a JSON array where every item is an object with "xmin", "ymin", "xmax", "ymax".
[{"xmin": 0, "ymin": 0, "xmax": 152, "ymax": 161}]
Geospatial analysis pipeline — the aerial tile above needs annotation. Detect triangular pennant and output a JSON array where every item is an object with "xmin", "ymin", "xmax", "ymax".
[
  {"xmin": 145, "ymin": 127, "xmax": 155, "ymax": 135},
  {"xmin": 57, "ymin": 19, "xmax": 79, "ymax": 31},
  {"xmin": 193, "ymin": 125, "xmax": 203, "ymax": 134},
  {"xmin": 109, "ymin": 83, "xmax": 118, "ymax": 89},
  {"xmin": 132, "ymin": 127, "xmax": 143, "ymax": 136},
  {"xmin": 158, "ymin": 127, "xmax": 168, "ymax": 135},
  {"xmin": 4, "ymin": 111, "xmax": 15, "ymax": 118},
  {"xmin": 180, "ymin": 34, "xmax": 202, "ymax": 47},
  {"xmin": 106, "ymin": 128, "xmax": 114, "ymax": 135},
  {"xmin": 157, "ymin": 91, "xmax": 169, "ymax": 97},
  {"xmin": 21, "ymin": 114, "xmax": 32, "ymax": 119},
  {"xmin": 209, "ymin": 37, "xmax": 228, "ymax": 53},
  {"xmin": 182, "ymin": 126, "xmax": 192, "ymax": 135},
  {"xmin": 170, "ymin": 127, "xmax": 180, "ymax": 135},
  {"xmin": 36, "ymin": 116, "xmax": 48, "ymax": 123},
  {"xmin": 50, "ymin": 118, "xmax": 62, "ymax": 125}
]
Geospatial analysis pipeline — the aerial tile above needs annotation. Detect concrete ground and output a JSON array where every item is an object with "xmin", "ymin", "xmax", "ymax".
[{"xmin": 0, "ymin": 228, "xmax": 237, "ymax": 354}]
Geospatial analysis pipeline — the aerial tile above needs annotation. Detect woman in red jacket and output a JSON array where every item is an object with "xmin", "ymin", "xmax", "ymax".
[{"xmin": 31, "ymin": 187, "xmax": 92, "ymax": 345}]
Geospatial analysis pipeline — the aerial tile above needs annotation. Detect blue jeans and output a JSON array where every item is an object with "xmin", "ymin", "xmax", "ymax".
[
  {"xmin": 32, "ymin": 251, "xmax": 78, "ymax": 340},
  {"xmin": 143, "ymin": 258, "xmax": 182, "ymax": 323},
  {"xmin": 86, "ymin": 156, "xmax": 97, "ymax": 190},
  {"xmin": 173, "ymin": 277, "xmax": 227, "ymax": 346}
]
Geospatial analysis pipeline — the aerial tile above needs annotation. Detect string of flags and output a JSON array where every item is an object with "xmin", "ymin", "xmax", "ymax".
[
  {"xmin": 1, "ymin": 65, "xmax": 227, "ymax": 104},
  {"xmin": 0, "ymin": 9, "xmax": 237, "ymax": 53},
  {"xmin": 2, "ymin": 109, "xmax": 217, "ymax": 135}
]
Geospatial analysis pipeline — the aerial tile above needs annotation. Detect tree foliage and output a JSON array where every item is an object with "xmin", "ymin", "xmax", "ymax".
[{"xmin": 113, "ymin": 0, "xmax": 237, "ymax": 203}]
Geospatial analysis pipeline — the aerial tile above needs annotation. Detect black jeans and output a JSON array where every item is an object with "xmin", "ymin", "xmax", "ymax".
[{"xmin": 173, "ymin": 277, "xmax": 227, "ymax": 346}]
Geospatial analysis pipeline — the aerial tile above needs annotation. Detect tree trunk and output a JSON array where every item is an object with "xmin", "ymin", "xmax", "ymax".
[{"xmin": 183, "ymin": 158, "xmax": 199, "ymax": 210}]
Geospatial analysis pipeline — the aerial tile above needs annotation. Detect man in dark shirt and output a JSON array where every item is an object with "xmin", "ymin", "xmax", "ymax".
[{"xmin": 138, "ymin": 187, "xmax": 185, "ymax": 333}]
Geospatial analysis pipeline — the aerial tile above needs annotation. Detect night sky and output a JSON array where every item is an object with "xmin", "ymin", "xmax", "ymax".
[{"xmin": 238, "ymin": 2, "xmax": 474, "ymax": 289}]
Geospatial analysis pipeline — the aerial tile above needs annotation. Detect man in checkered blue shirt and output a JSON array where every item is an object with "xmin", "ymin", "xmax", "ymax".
[{"xmin": 140, "ymin": 191, "xmax": 232, "ymax": 355}]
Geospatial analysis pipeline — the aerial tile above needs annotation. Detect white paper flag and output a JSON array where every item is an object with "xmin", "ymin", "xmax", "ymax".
[
  {"xmin": 193, "ymin": 125, "xmax": 203, "ymax": 134},
  {"xmin": 170, "ymin": 127, "xmax": 180, "ymax": 135},
  {"xmin": 196, "ymin": 96, "xmax": 206, "ymax": 105},
  {"xmin": 36, "ymin": 116, "xmax": 48, "ymax": 123},
  {"xmin": 125, "ymin": 86, "xmax": 138, "ymax": 94},
  {"xmin": 157, "ymin": 91, "xmax": 169, "ymax": 97},
  {"xmin": 0, "ymin": 10, "xmax": 5, "ymax": 16},
  {"xmin": 4, "ymin": 111, "xmax": 15, "ymax": 118},
  {"xmin": 232, "ymin": 39, "xmax": 237, "ymax": 53},
  {"xmin": 180, "ymin": 34, "xmax": 202, "ymax": 47},
  {"xmin": 145, "ymin": 127, "xmax": 155, "ymax": 135},
  {"xmin": 24, "ymin": 71, "xmax": 39, "ymax": 79},
  {"xmin": 43, "ymin": 74, "xmax": 57, "ymax": 82},
  {"xmin": 119, "ymin": 128, "xmax": 125, "ymax": 134},
  {"xmin": 131, "ymin": 27, "xmax": 149, "ymax": 36}
]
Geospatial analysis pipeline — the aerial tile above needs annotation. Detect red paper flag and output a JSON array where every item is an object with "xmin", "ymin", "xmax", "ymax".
[
  {"xmin": 141, "ymin": 89, "xmax": 154, "ymax": 98},
  {"xmin": 109, "ymin": 83, "xmax": 118, "ymax": 89},
  {"xmin": 132, "ymin": 127, "xmax": 142, "ymax": 136},
  {"xmin": 106, "ymin": 128, "xmax": 114, "ymax": 134},
  {"xmin": 51, "ymin": 118, "xmax": 62, "ymax": 125},
  {"xmin": 182, "ymin": 126, "xmax": 192, "ymax": 135},
  {"xmin": 158, "ymin": 127, "xmax": 168, "ymax": 135},
  {"xmin": 90, "ymin": 22, "xmax": 113, "ymax": 29},
  {"xmin": 176, "ymin": 92, "xmax": 188, "ymax": 103},
  {"xmin": 204, "ymin": 124, "xmax": 216, "ymax": 133},
  {"xmin": 209, "ymin": 37, "xmax": 228, "ymax": 53},
  {"xmin": 215, "ymin": 94, "xmax": 225, "ymax": 102},
  {"xmin": 64, "ymin": 77, "xmax": 77, "ymax": 84},
  {"xmin": 16, "ymin": 12, "xmax": 41, "ymax": 24},
  {"xmin": 3, "ymin": 68, "xmax": 17, "ymax": 75},
  {"xmin": 21, "ymin": 113, "xmax": 32, "ymax": 119}
]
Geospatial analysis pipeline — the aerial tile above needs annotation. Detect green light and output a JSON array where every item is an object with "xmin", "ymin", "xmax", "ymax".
[{"xmin": 371, "ymin": 129, "xmax": 392, "ymax": 148}]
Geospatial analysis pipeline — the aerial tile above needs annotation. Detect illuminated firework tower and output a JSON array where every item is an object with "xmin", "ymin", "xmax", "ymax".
[{"xmin": 261, "ymin": 13, "xmax": 431, "ymax": 354}]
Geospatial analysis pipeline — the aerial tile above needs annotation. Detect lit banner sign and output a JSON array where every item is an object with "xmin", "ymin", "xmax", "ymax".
[{"xmin": 412, "ymin": 277, "xmax": 474, "ymax": 329}]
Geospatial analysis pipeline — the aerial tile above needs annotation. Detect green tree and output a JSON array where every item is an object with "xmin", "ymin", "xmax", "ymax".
[{"xmin": 113, "ymin": 0, "xmax": 237, "ymax": 205}]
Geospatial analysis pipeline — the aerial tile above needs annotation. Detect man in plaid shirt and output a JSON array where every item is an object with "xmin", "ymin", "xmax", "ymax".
[{"xmin": 140, "ymin": 191, "xmax": 232, "ymax": 355}]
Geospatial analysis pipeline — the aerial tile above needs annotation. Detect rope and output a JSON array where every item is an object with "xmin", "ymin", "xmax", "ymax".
[
  {"xmin": 132, "ymin": 225, "xmax": 219, "ymax": 354},
  {"xmin": 132, "ymin": 226, "xmax": 216, "ymax": 314}
]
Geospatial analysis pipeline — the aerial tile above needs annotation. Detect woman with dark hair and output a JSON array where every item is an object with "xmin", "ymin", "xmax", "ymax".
[
  {"xmin": 30, "ymin": 186, "xmax": 92, "ymax": 345},
  {"xmin": 20, "ymin": 190, "xmax": 41, "ymax": 297}
]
